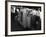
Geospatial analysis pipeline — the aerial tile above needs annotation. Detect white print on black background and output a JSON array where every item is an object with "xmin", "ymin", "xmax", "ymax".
[{"xmin": 7, "ymin": 2, "xmax": 45, "ymax": 35}]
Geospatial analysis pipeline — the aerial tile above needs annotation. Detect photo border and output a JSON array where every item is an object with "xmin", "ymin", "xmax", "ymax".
[{"xmin": 5, "ymin": 1, "xmax": 45, "ymax": 36}]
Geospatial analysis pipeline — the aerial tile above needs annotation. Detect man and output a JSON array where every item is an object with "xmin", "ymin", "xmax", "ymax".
[{"xmin": 31, "ymin": 9, "xmax": 41, "ymax": 30}]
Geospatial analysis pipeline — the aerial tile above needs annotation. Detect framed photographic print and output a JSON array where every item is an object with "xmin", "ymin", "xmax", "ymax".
[{"xmin": 5, "ymin": 1, "xmax": 45, "ymax": 36}]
